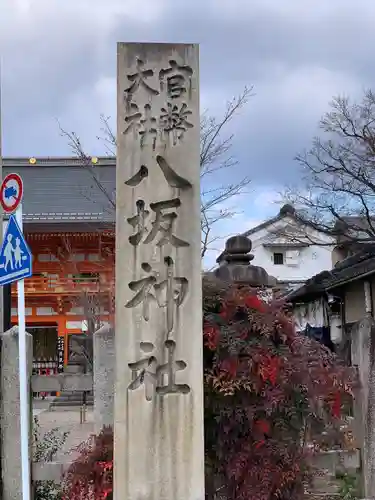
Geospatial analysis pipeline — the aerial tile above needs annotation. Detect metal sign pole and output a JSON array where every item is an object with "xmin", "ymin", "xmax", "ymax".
[
  {"xmin": 0, "ymin": 172, "xmax": 31, "ymax": 499},
  {"xmin": 15, "ymin": 203, "xmax": 30, "ymax": 500}
]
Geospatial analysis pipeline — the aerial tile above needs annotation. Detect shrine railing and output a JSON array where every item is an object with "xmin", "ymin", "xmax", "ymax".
[{"xmin": 11, "ymin": 275, "xmax": 115, "ymax": 295}]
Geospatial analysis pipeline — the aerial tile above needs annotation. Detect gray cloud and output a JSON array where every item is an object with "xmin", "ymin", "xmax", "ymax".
[{"xmin": 1, "ymin": 0, "xmax": 375, "ymax": 190}]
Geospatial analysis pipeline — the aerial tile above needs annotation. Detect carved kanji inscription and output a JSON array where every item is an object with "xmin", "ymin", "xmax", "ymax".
[
  {"xmin": 159, "ymin": 102, "xmax": 194, "ymax": 145},
  {"xmin": 127, "ymin": 197, "xmax": 190, "ymax": 249},
  {"xmin": 127, "ymin": 200, "xmax": 149, "ymax": 246},
  {"xmin": 124, "ymin": 156, "xmax": 192, "ymax": 189},
  {"xmin": 156, "ymin": 156, "xmax": 192, "ymax": 189},
  {"xmin": 145, "ymin": 199, "xmax": 189, "ymax": 248},
  {"xmin": 124, "ymin": 57, "xmax": 159, "ymax": 96},
  {"xmin": 125, "ymin": 165, "xmax": 149, "ymax": 187},
  {"xmin": 125, "ymin": 262, "xmax": 157, "ymax": 322},
  {"xmin": 123, "ymin": 103, "xmax": 157, "ymax": 149},
  {"xmin": 128, "ymin": 341, "xmax": 157, "ymax": 402},
  {"xmin": 125, "ymin": 257, "xmax": 189, "ymax": 333},
  {"xmin": 128, "ymin": 339, "xmax": 190, "ymax": 401},
  {"xmin": 159, "ymin": 59, "xmax": 193, "ymax": 99}
]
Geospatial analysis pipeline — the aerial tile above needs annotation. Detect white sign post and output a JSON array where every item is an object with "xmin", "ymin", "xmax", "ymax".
[
  {"xmin": 16, "ymin": 203, "xmax": 30, "ymax": 500},
  {"xmin": 0, "ymin": 173, "xmax": 31, "ymax": 500}
]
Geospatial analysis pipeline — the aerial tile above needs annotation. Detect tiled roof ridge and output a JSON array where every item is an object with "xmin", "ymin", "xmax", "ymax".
[{"xmin": 2, "ymin": 156, "xmax": 116, "ymax": 167}]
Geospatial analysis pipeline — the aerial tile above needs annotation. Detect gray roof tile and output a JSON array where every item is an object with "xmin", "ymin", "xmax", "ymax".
[
  {"xmin": 288, "ymin": 243, "xmax": 375, "ymax": 302},
  {"xmin": 2, "ymin": 157, "xmax": 115, "ymax": 224}
]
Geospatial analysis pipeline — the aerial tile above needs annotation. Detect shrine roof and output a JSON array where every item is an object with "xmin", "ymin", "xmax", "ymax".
[{"xmin": 3, "ymin": 157, "xmax": 115, "ymax": 224}]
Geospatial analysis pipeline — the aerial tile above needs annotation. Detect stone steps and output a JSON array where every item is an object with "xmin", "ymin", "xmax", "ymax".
[
  {"xmin": 305, "ymin": 472, "xmax": 340, "ymax": 499},
  {"xmin": 309, "ymin": 475, "xmax": 340, "ymax": 495},
  {"xmin": 308, "ymin": 493, "xmax": 341, "ymax": 500},
  {"xmin": 50, "ymin": 366, "xmax": 93, "ymax": 407},
  {"xmin": 51, "ymin": 400, "xmax": 94, "ymax": 407},
  {"xmin": 50, "ymin": 391, "xmax": 93, "ymax": 407},
  {"xmin": 306, "ymin": 449, "xmax": 362, "ymax": 499}
]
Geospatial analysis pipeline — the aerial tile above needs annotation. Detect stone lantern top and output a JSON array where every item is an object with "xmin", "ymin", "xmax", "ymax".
[{"xmin": 213, "ymin": 234, "xmax": 276, "ymax": 287}]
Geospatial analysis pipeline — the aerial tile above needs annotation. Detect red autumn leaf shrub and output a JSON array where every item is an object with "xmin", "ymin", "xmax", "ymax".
[
  {"xmin": 255, "ymin": 419, "xmax": 271, "ymax": 435},
  {"xmin": 62, "ymin": 426, "xmax": 113, "ymax": 500},
  {"xmin": 62, "ymin": 282, "xmax": 355, "ymax": 500},
  {"xmin": 203, "ymin": 286, "xmax": 356, "ymax": 500}
]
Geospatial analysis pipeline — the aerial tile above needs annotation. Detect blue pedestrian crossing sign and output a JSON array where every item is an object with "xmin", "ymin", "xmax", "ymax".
[{"xmin": 0, "ymin": 215, "xmax": 32, "ymax": 286}]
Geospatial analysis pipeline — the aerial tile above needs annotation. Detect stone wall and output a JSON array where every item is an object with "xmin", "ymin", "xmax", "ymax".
[
  {"xmin": 351, "ymin": 315, "xmax": 375, "ymax": 498},
  {"xmin": 345, "ymin": 280, "xmax": 366, "ymax": 323},
  {"xmin": 0, "ymin": 326, "xmax": 33, "ymax": 500},
  {"xmin": 93, "ymin": 324, "xmax": 115, "ymax": 432}
]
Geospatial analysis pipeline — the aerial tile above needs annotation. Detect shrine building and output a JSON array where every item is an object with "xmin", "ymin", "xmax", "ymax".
[{"xmin": 3, "ymin": 156, "xmax": 115, "ymax": 369}]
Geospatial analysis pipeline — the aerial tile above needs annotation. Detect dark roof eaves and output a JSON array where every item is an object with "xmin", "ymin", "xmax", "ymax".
[
  {"xmin": 288, "ymin": 254, "xmax": 375, "ymax": 302},
  {"xmin": 325, "ymin": 257, "xmax": 375, "ymax": 289},
  {"xmin": 23, "ymin": 220, "xmax": 115, "ymax": 233},
  {"xmin": 286, "ymin": 286, "xmax": 326, "ymax": 303}
]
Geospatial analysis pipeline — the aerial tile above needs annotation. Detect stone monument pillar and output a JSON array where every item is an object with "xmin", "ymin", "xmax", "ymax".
[{"xmin": 115, "ymin": 43, "xmax": 204, "ymax": 499}]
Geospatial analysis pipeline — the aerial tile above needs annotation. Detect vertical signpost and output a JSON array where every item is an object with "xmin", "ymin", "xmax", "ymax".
[{"xmin": 0, "ymin": 172, "xmax": 32, "ymax": 500}]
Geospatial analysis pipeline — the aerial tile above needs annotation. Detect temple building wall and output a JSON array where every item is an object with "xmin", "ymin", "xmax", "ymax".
[{"xmin": 10, "ymin": 230, "xmax": 115, "ymax": 367}]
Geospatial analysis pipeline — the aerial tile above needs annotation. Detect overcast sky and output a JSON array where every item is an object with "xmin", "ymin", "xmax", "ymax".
[{"xmin": 1, "ymin": 0, "xmax": 373, "ymax": 265}]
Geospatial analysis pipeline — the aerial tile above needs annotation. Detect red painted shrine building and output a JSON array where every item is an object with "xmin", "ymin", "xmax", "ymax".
[{"xmin": 3, "ymin": 157, "xmax": 115, "ymax": 368}]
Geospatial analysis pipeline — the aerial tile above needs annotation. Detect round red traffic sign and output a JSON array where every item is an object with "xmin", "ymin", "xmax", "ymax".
[{"xmin": 0, "ymin": 173, "xmax": 24, "ymax": 214}]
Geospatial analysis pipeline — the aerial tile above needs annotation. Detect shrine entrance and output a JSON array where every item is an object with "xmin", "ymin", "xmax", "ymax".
[
  {"xmin": 27, "ymin": 324, "xmax": 59, "ymax": 398},
  {"xmin": 27, "ymin": 324, "xmax": 58, "ymax": 361}
]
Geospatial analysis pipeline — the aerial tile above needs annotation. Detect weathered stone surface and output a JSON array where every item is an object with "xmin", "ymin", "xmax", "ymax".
[
  {"xmin": 0, "ymin": 326, "xmax": 33, "ymax": 500},
  {"xmin": 351, "ymin": 315, "xmax": 375, "ymax": 498},
  {"xmin": 115, "ymin": 43, "xmax": 204, "ymax": 500},
  {"xmin": 214, "ymin": 234, "xmax": 276, "ymax": 287},
  {"xmin": 32, "ymin": 461, "xmax": 71, "ymax": 483},
  {"xmin": 93, "ymin": 324, "xmax": 115, "ymax": 432},
  {"xmin": 309, "ymin": 449, "xmax": 361, "ymax": 474},
  {"xmin": 31, "ymin": 373, "xmax": 93, "ymax": 393}
]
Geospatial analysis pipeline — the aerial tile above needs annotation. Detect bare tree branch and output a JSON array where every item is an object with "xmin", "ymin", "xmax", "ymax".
[
  {"xmin": 59, "ymin": 86, "xmax": 254, "ymax": 258},
  {"xmin": 96, "ymin": 113, "xmax": 116, "ymax": 155},
  {"xmin": 57, "ymin": 120, "xmax": 115, "ymax": 213},
  {"xmin": 200, "ymin": 86, "xmax": 254, "ymax": 176},
  {"xmin": 281, "ymin": 89, "xmax": 375, "ymax": 256}
]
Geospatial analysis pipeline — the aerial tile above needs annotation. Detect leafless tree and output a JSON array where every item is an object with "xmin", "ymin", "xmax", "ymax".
[
  {"xmin": 283, "ymin": 89, "xmax": 375, "ymax": 252},
  {"xmin": 59, "ymin": 86, "xmax": 253, "ymax": 258}
]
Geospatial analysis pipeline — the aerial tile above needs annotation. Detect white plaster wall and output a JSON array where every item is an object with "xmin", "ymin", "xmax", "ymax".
[
  {"xmin": 251, "ymin": 242, "xmax": 332, "ymax": 281},
  {"xmin": 249, "ymin": 217, "xmax": 334, "ymax": 282}
]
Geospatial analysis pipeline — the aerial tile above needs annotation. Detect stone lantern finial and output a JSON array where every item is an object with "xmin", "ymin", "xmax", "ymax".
[{"xmin": 214, "ymin": 235, "xmax": 276, "ymax": 287}]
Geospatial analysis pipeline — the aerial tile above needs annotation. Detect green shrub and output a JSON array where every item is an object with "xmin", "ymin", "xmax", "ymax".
[{"xmin": 33, "ymin": 416, "xmax": 69, "ymax": 500}]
